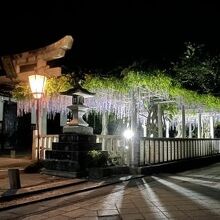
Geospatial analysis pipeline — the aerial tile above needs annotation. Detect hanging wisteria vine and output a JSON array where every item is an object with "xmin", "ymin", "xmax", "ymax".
[
  {"xmin": 84, "ymin": 89, "xmax": 132, "ymax": 119},
  {"xmin": 12, "ymin": 70, "xmax": 220, "ymax": 124},
  {"xmin": 17, "ymin": 95, "xmax": 72, "ymax": 117}
]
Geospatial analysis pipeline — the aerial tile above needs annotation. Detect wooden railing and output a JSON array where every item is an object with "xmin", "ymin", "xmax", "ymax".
[
  {"xmin": 139, "ymin": 138, "xmax": 220, "ymax": 166},
  {"xmin": 96, "ymin": 135, "xmax": 128, "ymax": 165},
  {"xmin": 32, "ymin": 132, "xmax": 220, "ymax": 166},
  {"xmin": 32, "ymin": 131, "xmax": 59, "ymax": 160}
]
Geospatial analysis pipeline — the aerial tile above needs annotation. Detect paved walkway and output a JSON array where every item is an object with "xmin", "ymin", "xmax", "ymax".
[
  {"xmin": 0, "ymin": 157, "xmax": 219, "ymax": 219},
  {"xmin": 0, "ymin": 157, "xmax": 31, "ymax": 169},
  {"xmin": 0, "ymin": 157, "xmax": 68, "ymax": 192}
]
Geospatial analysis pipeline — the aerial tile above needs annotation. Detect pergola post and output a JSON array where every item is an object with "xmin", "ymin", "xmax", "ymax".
[
  {"xmin": 188, "ymin": 122, "xmax": 192, "ymax": 138},
  {"xmin": 165, "ymin": 120, "xmax": 170, "ymax": 138},
  {"xmin": 157, "ymin": 103, "xmax": 163, "ymax": 137},
  {"xmin": 198, "ymin": 113, "xmax": 202, "ymax": 138},
  {"xmin": 131, "ymin": 91, "xmax": 140, "ymax": 167},
  {"xmin": 210, "ymin": 116, "xmax": 214, "ymax": 138},
  {"xmin": 101, "ymin": 111, "xmax": 108, "ymax": 150},
  {"xmin": 182, "ymin": 104, "xmax": 186, "ymax": 138},
  {"xmin": 143, "ymin": 119, "xmax": 147, "ymax": 137}
]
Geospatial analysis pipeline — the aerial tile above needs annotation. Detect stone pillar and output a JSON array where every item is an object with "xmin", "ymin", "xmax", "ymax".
[
  {"xmin": 8, "ymin": 169, "xmax": 21, "ymax": 189},
  {"xmin": 210, "ymin": 116, "xmax": 214, "ymax": 138},
  {"xmin": 101, "ymin": 111, "xmax": 108, "ymax": 150},
  {"xmin": 182, "ymin": 104, "xmax": 186, "ymax": 138},
  {"xmin": 165, "ymin": 120, "xmax": 170, "ymax": 138},
  {"xmin": 131, "ymin": 91, "xmax": 140, "ymax": 167},
  {"xmin": 39, "ymin": 107, "xmax": 47, "ymax": 136},
  {"xmin": 198, "ymin": 113, "xmax": 202, "ymax": 138},
  {"xmin": 60, "ymin": 112, "xmax": 67, "ymax": 126},
  {"xmin": 158, "ymin": 103, "xmax": 163, "ymax": 137}
]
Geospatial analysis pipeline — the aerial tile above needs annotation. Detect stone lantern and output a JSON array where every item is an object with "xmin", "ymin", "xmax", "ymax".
[
  {"xmin": 44, "ymin": 85, "xmax": 101, "ymax": 176},
  {"xmin": 61, "ymin": 85, "xmax": 95, "ymax": 135}
]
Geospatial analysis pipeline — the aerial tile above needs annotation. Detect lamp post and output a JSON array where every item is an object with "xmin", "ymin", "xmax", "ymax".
[{"xmin": 28, "ymin": 74, "xmax": 47, "ymax": 161}]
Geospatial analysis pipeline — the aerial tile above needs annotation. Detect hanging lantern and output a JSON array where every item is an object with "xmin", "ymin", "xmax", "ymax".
[{"xmin": 28, "ymin": 75, "xmax": 47, "ymax": 99}]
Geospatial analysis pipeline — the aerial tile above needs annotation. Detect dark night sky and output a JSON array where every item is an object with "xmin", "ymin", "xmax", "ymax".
[{"xmin": 0, "ymin": 1, "xmax": 220, "ymax": 73}]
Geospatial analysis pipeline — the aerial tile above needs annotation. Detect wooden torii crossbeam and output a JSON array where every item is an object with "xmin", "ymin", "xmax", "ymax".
[{"xmin": 0, "ymin": 35, "xmax": 74, "ymax": 88}]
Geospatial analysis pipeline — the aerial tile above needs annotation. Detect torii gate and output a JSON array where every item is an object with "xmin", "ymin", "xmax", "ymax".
[
  {"xmin": 0, "ymin": 36, "xmax": 74, "ymax": 154},
  {"xmin": 0, "ymin": 35, "xmax": 73, "ymax": 87}
]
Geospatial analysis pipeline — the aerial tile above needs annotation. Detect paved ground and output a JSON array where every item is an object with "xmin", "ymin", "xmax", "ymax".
[
  {"xmin": 0, "ymin": 157, "xmax": 68, "ymax": 192},
  {"xmin": 0, "ymin": 157, "xmax": 219, "ymax": 219}
]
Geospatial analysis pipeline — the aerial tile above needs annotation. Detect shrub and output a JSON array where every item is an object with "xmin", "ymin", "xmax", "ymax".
[
  {"xmin": 108, "ymin": 155, "xmax": 122, "ymax": 166},
  {"xmin": 87, "ymin": 150, "xmax": 108, "ymax": 168}
]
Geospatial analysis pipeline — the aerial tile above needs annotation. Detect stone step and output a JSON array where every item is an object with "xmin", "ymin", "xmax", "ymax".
[
  {"xmin": 43, "ymin": 159, "xmax": 79, "ymax": 172},
  {"xmin": 59, "ymin": 134, "xmax": 97, "ymax": 143},
  {"xmin": 45, "ymin": 150, "xmax": 109, "ymax": 171},
  {"xmin": 45, "ymin": 150, "xmax": 88, "ymax": 161},
  {"xmin": 40, "ymin": 169, "xmax": 80, "ymax": 178},
  {"xmin": 52, "ymin": 142, "xmax": 102, "ymax": 151},
  {"xmin": 45, "ymin": 133, "xmax": 105, "ymax": 174},
  {"xmin": 46, "ymin": 150, "xmax": 108, "ymax": 159},
  {"xmin": 45, "ymin": 150, "xmax": 100, "ymax": 164}
]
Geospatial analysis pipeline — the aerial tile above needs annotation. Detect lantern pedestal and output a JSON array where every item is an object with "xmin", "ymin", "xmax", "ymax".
[{"xmin": 63, "ymin": 125, "xmax": 93, "ymax": 135}]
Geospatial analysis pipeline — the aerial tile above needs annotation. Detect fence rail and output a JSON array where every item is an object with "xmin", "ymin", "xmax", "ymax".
[{"xmin": 140, "ymin": 138, "xmax": 220, "ymax": 166}]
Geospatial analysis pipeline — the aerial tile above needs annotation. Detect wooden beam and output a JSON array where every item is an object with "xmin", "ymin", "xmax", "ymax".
[
  {"xmin": 0, "ymin": 67, "xmax": 61, "ymax": 85},
  {"xmin": 0, "ymin": 35, "xmax": 73, "ymax": 84}
]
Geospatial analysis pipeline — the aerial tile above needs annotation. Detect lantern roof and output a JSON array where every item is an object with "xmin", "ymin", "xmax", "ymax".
[{"xmin": 60, "ymin": 84, "xmax": 95, "ymax": 98}]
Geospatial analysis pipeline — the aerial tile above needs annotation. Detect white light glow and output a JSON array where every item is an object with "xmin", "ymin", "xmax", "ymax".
[
  {"xmin": 29, "ymin": 75, "xmax": 47, "ymax": 99},
  {"xmin": 123, "ymin": 129, "xmax": 134, "ymax": 139},
  {"xmin": 151, "ymin": 176, "xmax": 219, "ymax": 212}
]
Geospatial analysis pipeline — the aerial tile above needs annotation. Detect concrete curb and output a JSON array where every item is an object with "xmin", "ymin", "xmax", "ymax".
[
  {"xmin": 138, "ymin": 154, "xmax": 220, "ymax": 175},
  {"xmin": 0, "ymin": 179, "xmax": 88, "ymax": 201},
  {"xmin": 0, "ymin": 174, "xmax": 144, "ymax": 211}
]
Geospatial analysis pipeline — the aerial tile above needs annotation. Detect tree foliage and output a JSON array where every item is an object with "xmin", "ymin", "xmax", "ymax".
[{"xmin": 172, "ymin": 42, "xmax": 220, "ymax": 94}]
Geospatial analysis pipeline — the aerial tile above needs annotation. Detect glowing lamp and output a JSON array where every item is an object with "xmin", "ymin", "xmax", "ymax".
[{"xmin": 28, "ymin": 75, "xmax": 47, "ymax": 99}]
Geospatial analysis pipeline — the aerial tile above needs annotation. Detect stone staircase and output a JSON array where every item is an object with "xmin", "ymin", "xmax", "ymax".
[{"xmin": 43, "ymin": 133, "xmax": 102, "ymax": 177}]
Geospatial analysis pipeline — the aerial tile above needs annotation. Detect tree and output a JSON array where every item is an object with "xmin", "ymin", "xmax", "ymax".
[{"xmin": 172, "ymin": 42, "xmax": 220, "ymax": 95}]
